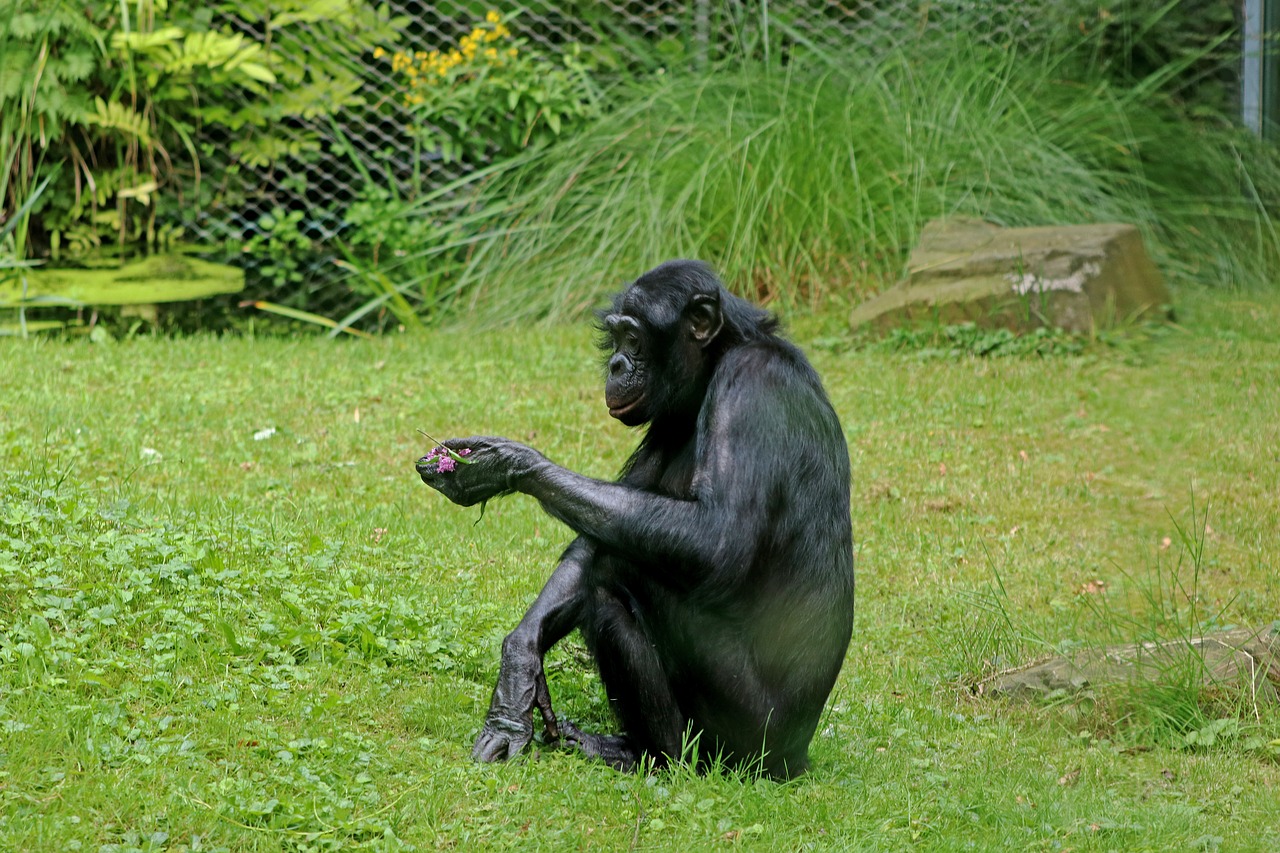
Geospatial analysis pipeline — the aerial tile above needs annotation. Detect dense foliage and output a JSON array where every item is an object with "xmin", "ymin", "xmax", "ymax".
[
  {"xmin": 0, "ymin": 0, "xmax": 406, "ymax": 261},
  {"xmin": 1, "ymin": 0, "xmax": 1275, "ymax": 330}
]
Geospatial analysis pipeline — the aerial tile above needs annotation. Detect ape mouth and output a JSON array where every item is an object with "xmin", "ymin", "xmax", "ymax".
[{"xmin": 607, "ymin": 395, "xmax": 645, "ymax": 420}]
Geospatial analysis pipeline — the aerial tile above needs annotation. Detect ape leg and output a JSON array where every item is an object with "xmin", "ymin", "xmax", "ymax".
[
  {"xmin": 472, "ymin": 540, "xmax": 591, "ymax": 763},
  {"xmin": 573, "ymin": 585, "xmax": 686, "ymax": 770}
]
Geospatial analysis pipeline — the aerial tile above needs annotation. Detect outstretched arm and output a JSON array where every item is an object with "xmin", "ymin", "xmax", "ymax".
[
  {"xmin": 471, "ymin": 537, "xmax": 591, "ymax": 762},
  {"xmin": 417, "ymin": 437, "xmax": 746, "ymax": 576}
]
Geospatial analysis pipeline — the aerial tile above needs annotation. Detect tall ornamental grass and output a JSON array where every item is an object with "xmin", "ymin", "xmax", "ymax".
[{"xmin": 362, "ymin": 42, "xmax": 1280, "ymax": 325}]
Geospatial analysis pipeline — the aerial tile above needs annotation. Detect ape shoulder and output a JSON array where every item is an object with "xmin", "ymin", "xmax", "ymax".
[{"xmin": 710, "ymin": 337, "xmax": 827, "ymax": 407}]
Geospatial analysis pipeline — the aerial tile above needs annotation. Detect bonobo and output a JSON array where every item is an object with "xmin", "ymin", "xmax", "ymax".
[{"xmin": 416, "ymin": 260, "xmax": 853, "ymax": 779}]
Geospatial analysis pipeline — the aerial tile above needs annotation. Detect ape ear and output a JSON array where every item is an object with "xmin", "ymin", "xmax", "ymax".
[{"xmin": 686, "ymin": 294, "xmax": 723, "ymax": 346}]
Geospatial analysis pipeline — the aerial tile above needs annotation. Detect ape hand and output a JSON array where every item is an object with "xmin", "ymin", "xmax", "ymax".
[
  {"xmin": 416, "ymin": 436, "xmax": 542, "ymax": 507},
  {"xmin": 472, "ymin": 642, "xmax": 559, "ymax": 763}
]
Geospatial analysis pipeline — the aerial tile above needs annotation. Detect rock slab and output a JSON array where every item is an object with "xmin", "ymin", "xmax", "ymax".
[
  {"xmin": 980, "ymin": 627, "xmax": 1280, "ymax": 705},
  {"xmin": 850, "ymin": 218, "xmax": 1171, "ymax": 334}
]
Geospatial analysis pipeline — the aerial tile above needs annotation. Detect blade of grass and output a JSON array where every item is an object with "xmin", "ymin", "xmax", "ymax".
[{"xmin": 241, "ymin": 300, "xmax": 375, "ymax": 339}]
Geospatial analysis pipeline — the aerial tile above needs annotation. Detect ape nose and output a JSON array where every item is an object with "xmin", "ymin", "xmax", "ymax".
[{"xmin": 609, "ymin": 353, "xmax": 629, "ymax": 376}]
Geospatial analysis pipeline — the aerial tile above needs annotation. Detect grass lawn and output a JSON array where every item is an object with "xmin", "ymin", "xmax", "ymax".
[{"xmin": 1, "ymin": 287, "xmax": 1278, "ymax": 851}]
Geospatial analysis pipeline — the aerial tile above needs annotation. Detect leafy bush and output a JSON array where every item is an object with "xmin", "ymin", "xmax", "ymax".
[
  {"xmin": 311, "ymin": 10, "xmax": 606, "ymax": 329},
  {"xmin": 0, "ymin": 0, "xmax": 406, "ymax": 263},
  {"xmin": 376, "ymin": 11, "xmax": 602, "ymax": 165},
  {"xmin": 2, "ymin": 0, "xmax": 266, "ymax": 258}
]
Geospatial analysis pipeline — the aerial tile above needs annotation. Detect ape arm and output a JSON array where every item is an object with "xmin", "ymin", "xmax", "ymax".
[
  {"xmin": 471, "ymin": 537, "xmax": 590, "ymax": 762},
  {"xmin": 506, "ymin": 536, "xmax": 591, "ymax": 655},
  {"xmin": 421, "ymin": 380, "xmax": 801, "ymax": 580},
  {"xmin": 421, "ymin": 438, "xmax": 738, "ymax": 572},
  {"xmin": 522, "ymin": 462, "xmax": 717, "ymax": 558}
]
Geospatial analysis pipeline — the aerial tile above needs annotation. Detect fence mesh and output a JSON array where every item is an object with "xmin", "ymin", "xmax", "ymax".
[{"xmin": 186, "ymin": 1, "xmax": 1241, "ymax": 319}]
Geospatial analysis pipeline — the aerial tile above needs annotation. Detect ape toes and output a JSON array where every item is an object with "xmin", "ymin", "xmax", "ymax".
[
  {"xmin": 472, "ymin": 732, "xmax": 528, "ymax": 763},
  {"xmin": 558, "ymin": 721, "xmax": 639, "ymax": 772},
  {"xmin": 471, "ymin": 736, "xmax": 509, "ymax": 763}
]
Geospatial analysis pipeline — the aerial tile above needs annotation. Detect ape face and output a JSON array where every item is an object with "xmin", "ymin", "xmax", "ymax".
[
  {"xmin": 599, "ymin": 280, "xmax": 723, "ymax": 427},
  {"xmin": 601, "ymin": 313, "xmax": 648, "ymax": 425}
]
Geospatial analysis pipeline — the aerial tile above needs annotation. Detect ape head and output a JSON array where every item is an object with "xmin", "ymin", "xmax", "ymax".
[{"xmin": 597, "ymin": 260, "xmax": 774, "ymax": 426}]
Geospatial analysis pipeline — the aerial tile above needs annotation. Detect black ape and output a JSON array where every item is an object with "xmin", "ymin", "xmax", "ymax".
[{"xmin": 417, "ymin": 260, "xmax": 853, "ymax": 779}]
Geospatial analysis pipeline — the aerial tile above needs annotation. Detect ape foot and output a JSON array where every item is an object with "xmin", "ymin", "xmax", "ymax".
[{"xmin": 559, "ymin": 720, "xmax": 640, "ymax": 772}]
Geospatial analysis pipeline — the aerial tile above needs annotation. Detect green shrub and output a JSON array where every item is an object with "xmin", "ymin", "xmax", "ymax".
[
  {"xmin": 375, "ymin": 11, "xmax": 602, "ymax": 166},
  {"xmin": 0, "ymin": 0, "xmax": 406, "ymax": 262}
]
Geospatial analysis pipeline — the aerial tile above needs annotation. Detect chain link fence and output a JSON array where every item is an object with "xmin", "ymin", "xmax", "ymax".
[{"xmin": 191, "ymin": 1, "xmax": 1241, "ymax": 318}]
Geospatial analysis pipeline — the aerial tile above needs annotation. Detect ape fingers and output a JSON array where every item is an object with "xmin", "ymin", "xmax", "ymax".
[
  {"xmin": 472, "ymin": 683, "xmax": 560, "ymax": 764},
  {"xmin": 414, "ymin": 436, "xmax": 537, "ymax": 507}
]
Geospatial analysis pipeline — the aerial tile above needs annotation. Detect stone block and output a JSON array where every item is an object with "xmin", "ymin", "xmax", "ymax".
[{"xmin": 849, "ymin": 218, "xmax": 1172, "ymax": 334}]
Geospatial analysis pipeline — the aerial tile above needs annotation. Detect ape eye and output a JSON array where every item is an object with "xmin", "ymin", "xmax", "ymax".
[
  {"xmin": 607, "ymin": 315, "xmax": 642, "ymax": 353},
  {"xmin": 613, "ymin": 327, "xmax": 638, "ymax": 351}
]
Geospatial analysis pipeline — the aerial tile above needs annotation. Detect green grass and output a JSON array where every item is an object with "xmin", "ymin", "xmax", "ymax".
[
  {"xmin": 2, "ymin": 288, "xmax": 1279, "ymax": 850},
  {"xmin": 368, "ymin": 42, "xmax": 1280, "ymax": 326}
]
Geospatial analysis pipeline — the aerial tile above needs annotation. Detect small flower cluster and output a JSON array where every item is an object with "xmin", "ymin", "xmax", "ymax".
[
  {"xmin": 423, "ymin": 445, "xmax": 473, "ymax": 473},
  {"xmin": 374, "ymin": 11, "xmax": 517, "ymax": 107}
]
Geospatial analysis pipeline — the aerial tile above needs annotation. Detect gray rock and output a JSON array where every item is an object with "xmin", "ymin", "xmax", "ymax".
[
  {"xmin": 978, "ymin": 626, "xmax": 1280, "ymax": 705},
  {"xmin": 850, "ymin": 218, "xmax": 1172, "ymax": 334}
]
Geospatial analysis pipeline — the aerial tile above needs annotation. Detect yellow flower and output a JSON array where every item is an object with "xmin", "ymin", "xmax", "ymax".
[
  {"xmin": 486, "ymin": 10, "xmax": 500, "ymax": 23},
  {"xmin": 483, "ymin": 47, "xmax": 498, "ymax": 60},
  {"xmin": 373, "ymin": 46, "xmax": 386, "ymax": 58}
]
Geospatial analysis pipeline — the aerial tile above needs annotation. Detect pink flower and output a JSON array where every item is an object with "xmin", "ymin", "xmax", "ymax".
[{"xmin": 424, "ymin": 444, "xmax": 471, "ymax": 473}]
